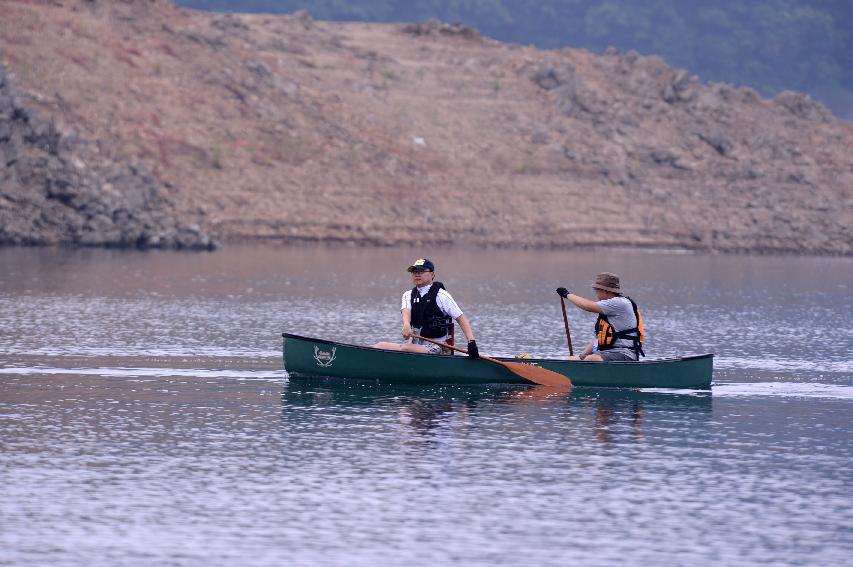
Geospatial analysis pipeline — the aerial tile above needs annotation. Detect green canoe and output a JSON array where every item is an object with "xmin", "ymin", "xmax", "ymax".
[{"xmin": 282, "ymin": 333, "xmax": 713, "ymax": 389}]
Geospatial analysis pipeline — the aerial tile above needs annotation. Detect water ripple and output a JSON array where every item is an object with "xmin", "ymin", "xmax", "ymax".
[{"xmin": 1, "ymin": 247, "xmax": 851, "ymax": 567}]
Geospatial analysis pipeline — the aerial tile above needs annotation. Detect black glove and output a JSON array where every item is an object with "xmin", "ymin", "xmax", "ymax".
[
  {"xmin": 556, "ymin": 287, "xmax": 570, "ymax": 298},
  {"xmin": 467, "ymin": 340, "xmax": 480, "ymax": 359}
]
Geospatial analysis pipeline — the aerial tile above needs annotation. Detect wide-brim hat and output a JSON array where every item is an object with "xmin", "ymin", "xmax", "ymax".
[
  {"xmin": 407, "ymin": 258, "xmax": 435, "ymax": 272},
  {"xmin": 591, "ymin": 272, "xmax": 622, "ymax": 294}
]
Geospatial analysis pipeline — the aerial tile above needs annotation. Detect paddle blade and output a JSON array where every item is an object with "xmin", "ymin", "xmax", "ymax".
[{"xmin": 502, "ymin": 361, "xmax": 571, "ymax": 388}]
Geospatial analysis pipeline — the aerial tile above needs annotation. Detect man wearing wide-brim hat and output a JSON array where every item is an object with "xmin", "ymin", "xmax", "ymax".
[{"xmin": 556, "ymin": 272, "xmax": 645, "ymax": 362}]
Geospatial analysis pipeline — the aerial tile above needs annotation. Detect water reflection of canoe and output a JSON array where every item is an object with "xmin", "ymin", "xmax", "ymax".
[{"xmin": 283, "ymin": 333, "xmax": 713, "ymax": 389}]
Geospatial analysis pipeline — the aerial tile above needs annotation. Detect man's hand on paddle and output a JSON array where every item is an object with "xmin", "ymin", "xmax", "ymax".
[
  {"xmin": 402, "ymin": 323, "xmax": 413, "ymax": 339},
  {"xmin": 556, "ymin": 287, "xmax": 570, "ymax": 298},
  {"xmin": 467, "ymin": 340, "xmax": 479, "ymax": 359}
]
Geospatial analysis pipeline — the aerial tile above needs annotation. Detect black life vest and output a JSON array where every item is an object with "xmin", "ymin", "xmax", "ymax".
[
  {"xmin": 410, "ymin": 282, "xmax": 453, "ymax": 339},
  {"xmin": 595, "ymin": 296, "xmax": 645, "ymax": 358}
]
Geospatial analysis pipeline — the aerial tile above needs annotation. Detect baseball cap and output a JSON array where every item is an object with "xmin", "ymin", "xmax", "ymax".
[{"xmin": 407, "ymin": 258, "xmax": 435, "ymax": 272}]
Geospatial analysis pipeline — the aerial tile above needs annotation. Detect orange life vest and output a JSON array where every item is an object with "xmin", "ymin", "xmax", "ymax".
[{"xmin": 594, "ymin": 296, "xmax": 645, "ymax": 357}]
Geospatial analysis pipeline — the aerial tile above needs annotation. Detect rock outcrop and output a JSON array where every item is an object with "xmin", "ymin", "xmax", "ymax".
[
  {"xmin": 0, "ymin": 0, "xmax": 850, "ymax": 254},
  {"xmin": 0, "ymin": 64, "xmax": 214, "ymax": 249}
]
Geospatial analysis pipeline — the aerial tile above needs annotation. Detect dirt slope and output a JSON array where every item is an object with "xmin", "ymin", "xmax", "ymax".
[{"xmin": 1, "ymin": 0, "xmax": 851, "ymax": 253}]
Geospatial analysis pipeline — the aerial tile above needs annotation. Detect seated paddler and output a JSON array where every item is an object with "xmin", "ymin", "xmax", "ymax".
[
  {"xmin": 373, "ymin": 258, "xmax": 479, "ymax": 359},
  {"xmin": 556, "ymin": 272, "xmax": 645, "ymax": 362}
]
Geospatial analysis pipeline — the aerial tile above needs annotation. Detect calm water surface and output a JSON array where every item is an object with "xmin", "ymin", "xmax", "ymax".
[{"xmin": 1, "ymin": 246, "xmax": 851, "ymax": 566}]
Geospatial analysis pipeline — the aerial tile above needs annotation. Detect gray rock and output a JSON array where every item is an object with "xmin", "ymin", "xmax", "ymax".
[
  {"xmin": 532, "ymin": 67, "xmax": 562, "ymax": 90},
  {"xmin": 697, "ymin": 130, "xmax": 734, "ymax": 156},
  {"xmin": 651, "ymin": 148, "xmax": 678, "ymax": 166},
  {"xmin": 0, "ymin": 63, "xmax": 215, "ymax": 251},
  {"xmin": 402, "ymin": 19, "xmax": 480, "ymax": 41},
  {"xmin": 211, "ymin": 14, "xmax": 251, "ymax": 33},
  {"xmin": 532, "ymin": 64, "xmax": 576, "ymax": 91},
  {"xmin": 294, "ymin": 9, "xmax": 313, "ymax": 28},
  {"xmin": 663, "ymin": 69, "xmax": 697, "ymax": 103},
  {"xmin": 773, "ymin": 91, "xmax": 832, "ymax": 122},
  {"xmin": 531, "ymin": 126, "xmax": 549, "ymax": 145},
  {"xmin": 246, "ymin": 60, "xmax": 271, "ymax": 78}
]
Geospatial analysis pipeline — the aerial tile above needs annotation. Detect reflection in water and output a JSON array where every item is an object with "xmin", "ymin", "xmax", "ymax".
[
  {"xmin": 503, "ymin": 383, "xmax": 573, "ymax": 406},
  {"xmin": 280, "ymin": 380, "xmax": 492, "ymax": 439},
  {"xmin": 399, "ymin": 397, "xmax": 464, "ymax": 434},
  {"xmin": 593, "ymin": 395, "xmax": 644, "ymax": 443},
  {"xmin": 588, "ymin": 389, "xmax": 712, "ymax": 444},
  {"xmin": 280, "ymin": 380, "xmax": 712, "ymax": 446}
]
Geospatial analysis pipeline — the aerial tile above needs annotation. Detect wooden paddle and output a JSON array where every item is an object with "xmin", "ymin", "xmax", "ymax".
[
  {"xmin": 412, "ymin": 335, "xmax": 571, "ymax": 388},
  {"xmin": 560, "ymin": 296, "xmax": 574, "ymax": 357}
]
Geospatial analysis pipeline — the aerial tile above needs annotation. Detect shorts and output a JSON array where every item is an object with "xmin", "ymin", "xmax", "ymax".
[
  {"xmin": 599, "ymin": 349, "xmax": 637, "ymax": 362},
  {"xmin": 412, "ymin": 334, "xmax": 450, "ymax": 355},
  {"xmin": 422, "ymin": 342, "xmax": 446, "ymax": 355}
]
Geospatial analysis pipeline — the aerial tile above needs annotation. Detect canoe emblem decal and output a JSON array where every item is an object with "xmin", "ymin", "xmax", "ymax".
[{"xmin": 313, "ymin": 345, "xmax": 337, "ymax": 367}]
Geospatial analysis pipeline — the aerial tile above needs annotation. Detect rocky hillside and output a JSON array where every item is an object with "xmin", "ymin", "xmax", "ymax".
[
  {"xmin": 1, "ymin": 0, "xmax": 851, "ymax": 254},
  {"xmin": 0, "ymin": 64, "xmax": 214, "ymax": 249}
]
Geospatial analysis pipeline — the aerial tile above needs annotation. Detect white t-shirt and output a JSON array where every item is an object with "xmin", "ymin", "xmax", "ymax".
[{"xmin": 401, "ymin": 284, "xmax": 463, "ymax": 320}]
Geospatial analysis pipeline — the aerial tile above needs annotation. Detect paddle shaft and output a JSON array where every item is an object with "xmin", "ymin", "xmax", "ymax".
[
  {"xmin": 411, "ymin": 334, "xmax": 571, "ymax": 388},
  {"xmin": 413, "ymin": 335, "xmax": 522, "ymax": 370},
  {"xmin": 412, "ymin": 334, "xmax": 482, "ymax": 358},
  {"xmin": 560, "ymin": 296, "xmax": 574, "ymax": 356}
]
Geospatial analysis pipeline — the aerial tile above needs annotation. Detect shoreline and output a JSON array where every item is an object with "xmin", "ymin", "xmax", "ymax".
[{"xmin": 3, "ymin": 238, "xmax": 852, "ymax": 259}]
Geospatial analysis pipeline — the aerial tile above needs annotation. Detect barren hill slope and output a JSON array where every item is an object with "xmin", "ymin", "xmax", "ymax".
[{"xmin": 1, "ymin": 0, "xmax": 851, "ymax": 253}]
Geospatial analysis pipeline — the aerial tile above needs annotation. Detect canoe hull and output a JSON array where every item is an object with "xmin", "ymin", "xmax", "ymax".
[{"xmin": 282, "ymin": 333, "xmax": 713, "ymax": 389}]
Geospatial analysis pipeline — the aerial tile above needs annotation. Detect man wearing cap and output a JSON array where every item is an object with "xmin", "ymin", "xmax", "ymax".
[
  {"xmin": 556, "ymin": 272, "xmax": 645, "ymax": 362},
  {"xmin": 373, "ymin": 258, "xmax": 479, "ymax": 358}
]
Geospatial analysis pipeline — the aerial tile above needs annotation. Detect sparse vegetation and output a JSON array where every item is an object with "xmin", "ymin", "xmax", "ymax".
[
  {"xmin": 210, "ymin": 145, "xmax": 224, "ymax": 169},
  {"xmin": 177, "ymin": 0, "xmax": 853, "ymax": 118},
  {"xmin": 1, "ymin": 0, "xmax": 851, "ymax": 254}
]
